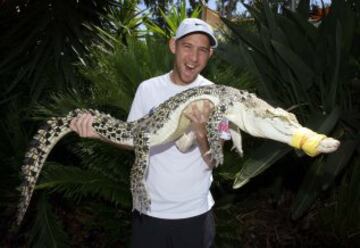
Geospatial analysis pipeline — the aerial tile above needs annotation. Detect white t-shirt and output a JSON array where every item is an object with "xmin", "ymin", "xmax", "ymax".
[{"xmin": 127, "ymin": 72, "xmax": 215, "ymax": 219}]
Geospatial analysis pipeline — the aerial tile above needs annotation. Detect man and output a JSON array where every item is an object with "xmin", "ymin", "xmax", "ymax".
[{"xmin": 71, "ymin": 18, "xmax": 225, "ymax": 248}]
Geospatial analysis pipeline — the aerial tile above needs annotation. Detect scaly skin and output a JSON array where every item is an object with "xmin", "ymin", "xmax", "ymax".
[{"xmin": 15, "ymin": 85, "xmax": 340, "ymax": 229}]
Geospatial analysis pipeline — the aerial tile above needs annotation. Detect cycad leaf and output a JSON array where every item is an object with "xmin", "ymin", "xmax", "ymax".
[
  {"xmin": 291, "ymin": 139, "xmax": 358, "ymax": 219},
  {"xmin": 242, "ymin": 2, "xmax": 263, "ymax": 24},
  {"xmin": 296, "ymin": 0, "xmax": 310, "ymax": 18},
  {"xmin": 327, "ymin": 21, "xmax": 342, "ymax": 109},
  {"xmin": 271, "ymin": 40, "xmax": 314, "ymax": 90},
  {"xmin": 37, "ymin": 162, "xmax": 131, "ymax": 208},
  {"xmin": 259, "ymin": 25, "xmax": 276, "ymax": 63},
  {"xmin": 30, "ymin": 192, "xmax": 70, "ymax": 248},
  {"xmin": 262, "ymin": 0, "xmax": 277, "ymax": 33},
  {"xmin": 236, "ymin": 41, "xmax": 277, "ymax": 101},
  {"xmin": 304, "ymin": 107, "xmax": 340, "ymax": 134},
  {"xmin": 284, "ymin": 8, "xmax": 318, "ymax": 45},
  {"xmin": 290, "ymin": 158, "xmax": 324, "ymax": 220},
  {"xmin": 321, "ymin": 139, "xmax": 359, "ymax": 190},
  {"xmin": 221, "ymin": 17, "xmax": 265, "ymax": 55},
  {"xmin": 233, "ymin": 141, "xmax": 291, "ymax": 189}
]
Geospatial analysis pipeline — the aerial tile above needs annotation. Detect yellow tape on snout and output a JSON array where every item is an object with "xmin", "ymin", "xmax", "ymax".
[{"xmin": 291, "ymin": 128, "xmax": 326, "ymax": 157}]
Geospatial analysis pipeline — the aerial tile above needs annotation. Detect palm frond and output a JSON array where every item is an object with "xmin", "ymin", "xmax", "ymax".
[
  {"xmin": 144, "ymin": 1, "xmax": 202, "ymax": 39},
  {"xmin": 80, "ymin": 36, "xmax": 173, "ymax": 113},
  {"xmin": 38, "ymin": 162, "xmax": 131, "ymax": 208},
  {"xmin": 29, "ymin": 192, "xmax": 70, "ymax": 248},
  {"xmin": 0, "ymin": 0, "xmax": 114, "ymax": 104},
  {"xmin": 221, "ymin": 0, "xmax": 359, "ymax": 218},
  {"xmin": 71, "ymin": 139, "xmax": 132, "ymax": 183}
]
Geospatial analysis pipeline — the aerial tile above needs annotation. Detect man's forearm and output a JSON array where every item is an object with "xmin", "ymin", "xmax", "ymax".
[{"xmin": 194, "ymin": 127, "xmax": 216, "ymax": 168}]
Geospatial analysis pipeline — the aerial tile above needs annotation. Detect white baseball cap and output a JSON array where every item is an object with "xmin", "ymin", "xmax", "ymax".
[{"xmin": 175, "ymin": 18, "xmax": 218, "ymax": 48}]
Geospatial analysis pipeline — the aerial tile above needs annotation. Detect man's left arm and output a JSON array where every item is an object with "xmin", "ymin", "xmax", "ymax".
[{"xmin": 185, "ymin": 100, "xmax": 220, "ymax": 168}]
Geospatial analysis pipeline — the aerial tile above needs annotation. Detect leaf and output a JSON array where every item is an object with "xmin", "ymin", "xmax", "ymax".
[
  {"xmin": 236, "ymin": 41, "xmax": 278, "ymax": 101},
  {"xmin": 284, "ymin": 8, "xmax": 318, "ymax": 46},
  {"xmin": 304, "ymin": 107, "xmax": 340, "ymax": 133},
  {"xmin": 37, "ymin": 162, "xmax": 131, "ymax": 208},
  {"xmin": 271, "ymin": 40, "xmax": 314, "ymax": 90},
  {"xmin": 296, "ymin": 0, "xmax": 310, "ymax": 18},
  {"xmin": 290, "ymin": 158, "xmax": 324, "ymax": 220},
  {"xmin": 327, "ymin": 21, "xmax": 342, "ymax": 109},
  {"xmin": 321, "ymin": 139, "xmax": 359, "ymax": 190},
  {"xmin": 259, "ymin": 24, "xmax": 276, "ymax": 63},
  {"xmin": 233, "ymin": 141, "xmax": 291, "ymax": 189},
  {"xmin": 262, "ymin": 0, "xmax": 277, "ymax": 33},
  {"xmin": 29, "ymin": 192, "xmax": 70, "ymax": 248},
  {"xmin": 291, "ymin": 139, "xmax": 358, "ymax": 219},
  {"xmin": 221, "ymin": 17, "xmax": 265, "ymax": 56}
]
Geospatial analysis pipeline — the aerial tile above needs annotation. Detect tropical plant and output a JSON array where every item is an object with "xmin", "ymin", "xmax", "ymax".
[
  {"xmin": 220, "ymin": 0, "xmax": 359, "ymax": 221},
  {"xmin": 1, "ymin": 0, "xmax": 261, "ymax": 245},
  {"xmin": 5, "ymin": 6, "xmax": 179, "ymax": 241},
  {"xmin": 145, "ymin": 0, "xmax": 202, "ymax": 39},
  {"xmin": 0, "ymin": 0, "xmax": 146, "ymax": 246},
  {"xmin": 317, "ymin": 157, "xmax": 360, "ymax": 247},
  {"xmin": 84, "ymin": 0, "xmax": 146, "ymax": 46},
  {"xmin": 141, "ymin": 0, "xmax": 253, "ymax": 89},
  {"xmin": 141, "ymin": 0, "xmax": 185, "ymax": 27},
  {"xmin": 0, "ymin": 103, "xmax": 30, "ymax": 242},
  {"xmin": 0, "ymin": 0, "xmax": 119, "ymax": 105}
]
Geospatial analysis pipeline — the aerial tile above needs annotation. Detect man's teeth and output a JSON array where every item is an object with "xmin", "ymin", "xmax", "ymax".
[{"xmin": 186, "ymin": 64, "xmax": 195, "ymax": 69}]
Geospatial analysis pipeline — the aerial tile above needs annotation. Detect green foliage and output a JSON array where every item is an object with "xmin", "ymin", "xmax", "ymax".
[
  {"xmin": 224, "ymin": 0, "xmax": 354, "ymax": 112},
  {"xmin": 29, "ymin": 193, "xmax": 70, "ymax": 248},
  {"xmin": 80, "ymin": 36, "xmax": 174, "ymax": 113},
  {"xmin": 0, "ymin": 0, "xmax": 299, "ymax": 246},
  {"xmin": 0, "ymin": 1, "xmax": 145, "ymax": 245},
  {"xmin": 145, "ymin": 0, "xmax": 202, "ymax": 39},
  {"xmin": 221, "ymin": 0, "xmax": 359, "ymax": 219},
  {"xmin": 9, "ymin": 4, "xmax": 172, "ymax": 245},
  {"xmin": 32, "ymin": 89, "xmax": 93, "ymax": 120},
  {"xmin": 0, "ymin": 0, "xmax": 115, "ymax": 105},
  {"xmin": 203, "ymin": 56, "xmax": 255, "ymax": 89},
  {"xmin": 318, "ymin": 157, "xmax": 360, "ymax": 246},
  {"xmin": 84, "ymin": 0, "xmax": 146, "ymax": 46},
  {"xmin": 0, "ymin": 103, "xmax": 30, "ymax": 240},
  {"xmin": 37, "ymin": 162, "xmax": 131, "ymax": 208}
]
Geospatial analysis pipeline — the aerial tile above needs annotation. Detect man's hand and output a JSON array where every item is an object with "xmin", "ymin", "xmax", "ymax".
[
  {"xmin": 184, "ymin": 100, "xmax": 215, "ymax": 168},
  {"xmin": 70, "ymin": 113, "xmax": 100, "ymax": 139},
  {"xmin": 185, "ymin": 100, "xmax": 213, "ymax": 138}
]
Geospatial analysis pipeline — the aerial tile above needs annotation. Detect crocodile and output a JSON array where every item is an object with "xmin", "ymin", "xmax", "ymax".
[{"xmin": 15, "ymin": 84, "xmax": 340, "ymax": 228}]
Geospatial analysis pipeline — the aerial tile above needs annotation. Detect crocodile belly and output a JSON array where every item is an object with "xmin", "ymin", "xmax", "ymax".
[{"xmin": 149, "ymin": 96, "xmax": 220, "ymax": 146}]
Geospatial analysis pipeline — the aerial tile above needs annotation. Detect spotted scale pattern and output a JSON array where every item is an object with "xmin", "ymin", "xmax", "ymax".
[
  {"xmin": 206, "ymin": 104, "xmax": 229, "ymax": 166},
  {"xmin": 15, "ymin": 85, "xmax": 256, "ymax": 228}
]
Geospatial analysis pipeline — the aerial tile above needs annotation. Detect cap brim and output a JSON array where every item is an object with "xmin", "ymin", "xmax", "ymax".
[{"xmin": 176, "ymin": 31, "xmax": 218, "ymax": 48}]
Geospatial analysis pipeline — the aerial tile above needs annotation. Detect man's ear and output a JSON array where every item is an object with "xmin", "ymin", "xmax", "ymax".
[
  {"xmin": 169, "ymin": 38, "xmax": 176, "ymax": 54},
  {"xmin": 209, "ymin": 48, "xmax": 214, "ymax": 58}
]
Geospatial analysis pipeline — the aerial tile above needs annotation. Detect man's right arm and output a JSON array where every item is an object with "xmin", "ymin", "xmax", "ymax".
[
  {"xmin": 70, "ymin": 83, "xmax": 146, "ymax": 149},
  {"xmin": 70, "ymin": 113, "xmax": 100, "ymax": 139},
  {"xmin": 70, "ymin": 113, "xmax": 133, "ymax": 150}
]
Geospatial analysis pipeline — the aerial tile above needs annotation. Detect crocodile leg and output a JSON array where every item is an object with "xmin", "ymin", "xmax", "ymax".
[
  {"xmin": 130, "ymin": 129, "xmax": 151, "ymax": 213},
  {"xmin": 229, "ymin": 125, "xmax": 243, "ymax": 156},
  {"xmin": 206, "ymin": 105, "xmax": 228, "ymax": 167}
]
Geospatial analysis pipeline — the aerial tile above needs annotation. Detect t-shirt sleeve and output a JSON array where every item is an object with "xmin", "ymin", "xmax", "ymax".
[{"xmin": 127, "ymin": 83, "xmax": 146, "ymax": 122}]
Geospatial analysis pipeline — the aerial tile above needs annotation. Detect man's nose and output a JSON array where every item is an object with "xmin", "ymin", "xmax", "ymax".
[{"xmin": 189, "ymin": 49, "xmax": 198, "ymax": 62}]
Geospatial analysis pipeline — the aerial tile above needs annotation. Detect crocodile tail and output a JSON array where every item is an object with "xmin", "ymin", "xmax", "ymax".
[{"xmin": 14, "ymin": 110, "xmax": 80, "ymax": 229}]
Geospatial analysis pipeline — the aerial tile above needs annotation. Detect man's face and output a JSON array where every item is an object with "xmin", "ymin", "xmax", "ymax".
[{"xmin": 169, "ymin": 33, "xmax": 213, "ymax": 85}]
